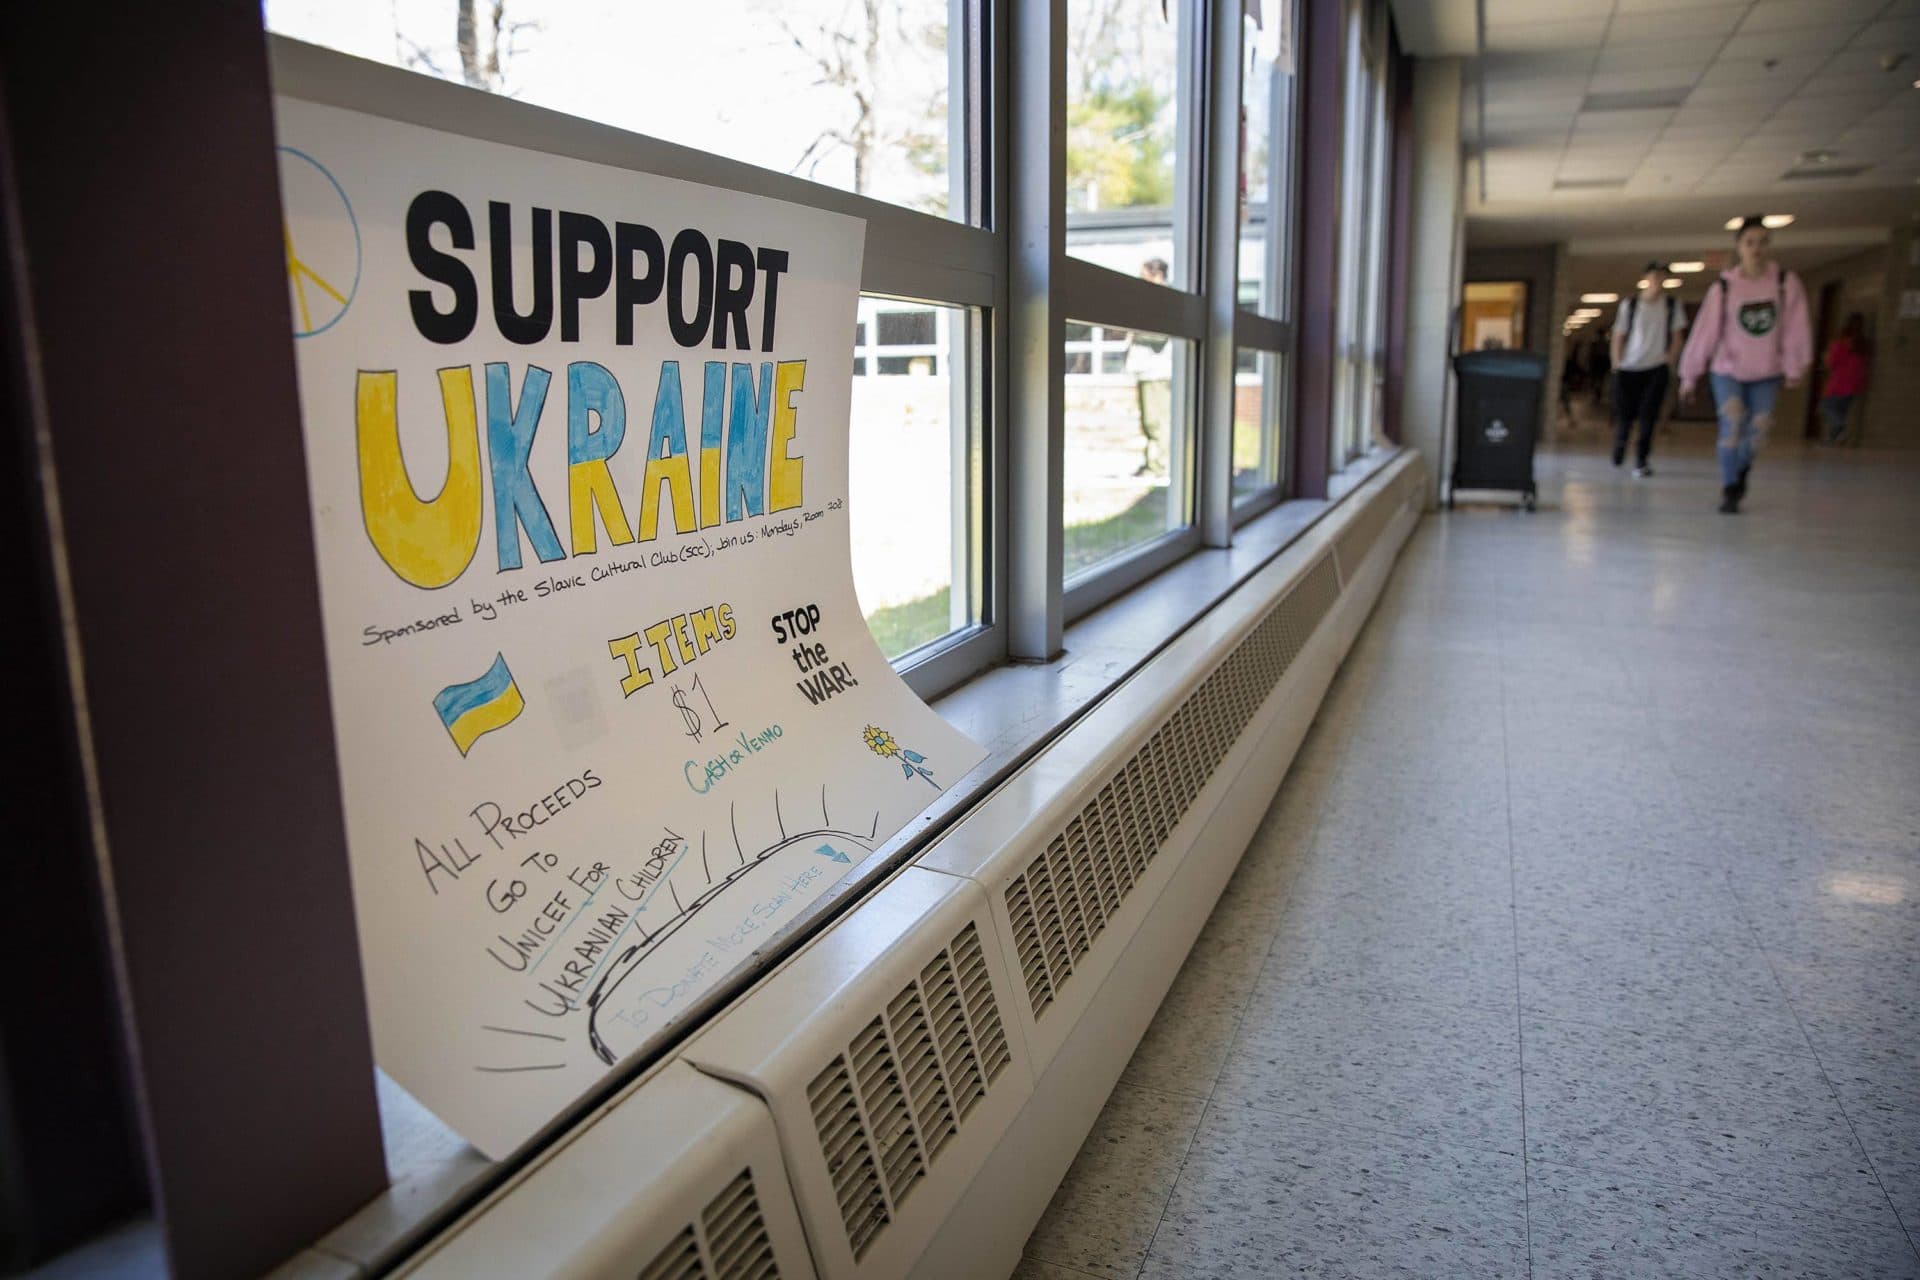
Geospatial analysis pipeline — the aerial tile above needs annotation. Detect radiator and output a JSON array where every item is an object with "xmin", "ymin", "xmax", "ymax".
[{"xmin": 394, "ymin": 452, "xmax": 1425, "ymax": 1280}]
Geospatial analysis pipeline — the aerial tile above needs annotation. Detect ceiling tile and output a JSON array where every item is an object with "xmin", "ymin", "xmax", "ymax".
[
  {"xmin": 1739, "ymin": 0, "xmax": 1887, "ymax": 33},
  {"xmin": 1663, "ymin": 110, "xmax": 1762, "ymax": 131},
  {"xmin": 1686, "ymin": 81, "xmax": 1802, "ymax": 105},
  {"xmin": 1615, "ymin": 0, "xmax": 1748, "ymax": 11},
  {"xmin": 1573, "ymin": 106, "xmax": 1678, "ymax": 131},
  {"xmin": 1644, "ymin": 143, "xmax": 1737, "ymax": 160},
  {"xmin": 1817, "ymin": 46, "xmax": 1918, "ymax": 76},
  {"xmin": 1595, "ymin": 36, "xmax": 1725, "ymax": 71},
  {"xmin": 1603, "ymin": 6, "xmax": 1748, "ymax": 41},
  {"xmin": 1697, "ymin": 54, "xmax": 1827, "ymax": 86},
  {"xmin": 1796, "ymin": 73, "xmax": 1903, "ymax": 100},
  {"xmin": 1485, "ymin": 19, "xmax": 1611, "ymax": 53},
  {"xmin": 1774, "ymin": 96, "xmax": 1881, "ymax": 124},
  {"xmin": 1848, "ymin": 18, "xmax": 1920, "ymax": 50},
  {"xmin": 1482, "ymin": 0, "xmax": 1591, "ymax": 24},
  {"xmin": 1587, "ymin": 68, "xmax": 1701, "ymax": 93},
  {"xmin": 1720, "ymin": 28, "xmax": 1861, "ymax": 61}
]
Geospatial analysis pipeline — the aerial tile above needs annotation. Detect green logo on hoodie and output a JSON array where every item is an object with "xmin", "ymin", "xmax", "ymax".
[{"xmin": 1739, "ymin": 300, "xmax": 1777, "ymax": 336}]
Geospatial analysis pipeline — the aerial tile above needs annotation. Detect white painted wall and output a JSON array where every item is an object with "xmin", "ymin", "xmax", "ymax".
[{"xmin": 1397, "ymin": 58, "xmax": 1465, "ymax": 509}]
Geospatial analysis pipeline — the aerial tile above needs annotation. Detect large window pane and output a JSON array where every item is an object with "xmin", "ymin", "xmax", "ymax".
[
  {"xmin": 1239, "ymin": 0, "xmax": 1297, "ymax": 319},
  {"xmin": 1065, "ymin": 0, "xmax": 1192, "ymax": 285},
  {"xmin": 1232, "ymin": 348, "xmax": 1284, "ymax": 500},
  {"xmin": 850, "ymin": 298, "xmax": 978, "ymax": 657},
  {"xmin": 265, "ymin": 0, "xmax": 968, "ymax": 220},
  {"xmin": 1063, "ymin": 323, "xmax": 1192, "ymax": 580}
]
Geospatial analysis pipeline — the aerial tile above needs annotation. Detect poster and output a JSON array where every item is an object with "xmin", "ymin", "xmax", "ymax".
[{"xmin": 275, "ymin": 98, "xmax": 984, "ymax": 1158}]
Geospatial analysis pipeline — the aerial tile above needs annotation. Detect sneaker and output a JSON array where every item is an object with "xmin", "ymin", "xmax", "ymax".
[
  {"xmin": 1611, "ymin": 446, "xmax": 1625, "ymax": 467},
  {"xmin": 1633, "ymin": 464, "xmax": 1653, "ymax": 478},
  {"xmin": 1719, "ymin": 485, "xmax": 1740, "ymax": 514}
]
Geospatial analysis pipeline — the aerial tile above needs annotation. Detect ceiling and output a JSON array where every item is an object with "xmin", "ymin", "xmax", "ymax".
[{"xmin": 1405, "ymin": 0, "xmax": 1920, "ymax": 248}]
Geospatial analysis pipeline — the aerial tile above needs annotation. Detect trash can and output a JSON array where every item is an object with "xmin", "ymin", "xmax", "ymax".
[{"xmin": 1450, "ymin": 349, "xmax": 1546, "ymax": 511}]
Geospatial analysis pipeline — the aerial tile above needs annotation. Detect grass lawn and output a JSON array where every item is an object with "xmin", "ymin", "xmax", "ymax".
[
  {"xmin": 859, "ymin": 488, "xmax": 1172, "ymax": 658},
  {"xmin": 1063, "ymin": 487, "xmax": 1169, "ymax": 579},
  {"xmin": 864, "ymin": 585, "xmax": 953, "ymax": 658}
]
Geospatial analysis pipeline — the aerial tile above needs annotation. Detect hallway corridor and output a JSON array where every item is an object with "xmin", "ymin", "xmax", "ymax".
[{"xmin": 1016, "ymin": 438, "xmax": 1920, "ymax": 1278}]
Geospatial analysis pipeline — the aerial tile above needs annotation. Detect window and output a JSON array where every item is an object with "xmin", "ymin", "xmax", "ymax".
[
  {"xmin": 264, "ymin": 0, "xmax": 971, "ymax": 221},
  {"xmin": 1062, "ymin": 325, "xmax": 1193, "ymax": 581},
  {"xmin": 850, "ymin": 299, "xmax": 982, "ymax": 659},
  {"xmin": 1230, "ymin": 0, "xmax": 1299, "ymax": 517},
  {"xmin": 1332, "ymin": 0, "xmax": 1391, "ymax": 466},
  {"xmin": 1232, "ymin": 348, "xmax": 1284, "ymax": 498},
  {"xmin": 1064, "ymin": 0, "xmax": 1197, "ymax": 286},
  {"xmin": 267, "ymin": 0, "xmax": 996, "ymax": 693},
  {"xmin": 1240, "ymin": 0, "xmax": 1297, "ymax": 321}
]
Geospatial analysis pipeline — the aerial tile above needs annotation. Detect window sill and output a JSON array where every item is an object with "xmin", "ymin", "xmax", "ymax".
[{"xmin": 323, "ymin": 446, "xmax": 1405, "ymax": 1276}]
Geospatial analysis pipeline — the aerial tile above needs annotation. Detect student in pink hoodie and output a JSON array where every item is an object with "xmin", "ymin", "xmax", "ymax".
[{"xmin": 1678, "ymin": 216, "xmax": 1812, "ymax": 513}]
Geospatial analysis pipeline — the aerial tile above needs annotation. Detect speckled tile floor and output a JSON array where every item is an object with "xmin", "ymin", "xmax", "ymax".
[{"xmin": 1014, "ymin": 429, "xmax": 1920, "ymax": 1279}]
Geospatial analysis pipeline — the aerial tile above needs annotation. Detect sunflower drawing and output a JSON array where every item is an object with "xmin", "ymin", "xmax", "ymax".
[{"xmin": 863, "ymin": 724, "xmax": 939, "ymax": 789}]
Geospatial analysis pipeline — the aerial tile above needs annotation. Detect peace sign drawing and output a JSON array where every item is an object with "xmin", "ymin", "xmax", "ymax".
[{"xmin": 277, "ymin": 146, "xmax": 361, "ymax": 338}]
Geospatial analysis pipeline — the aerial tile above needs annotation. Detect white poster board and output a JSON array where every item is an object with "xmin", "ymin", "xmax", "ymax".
[{"xmin": 275, "ymin": 98, "xmax": 984, "ymax": 1158}]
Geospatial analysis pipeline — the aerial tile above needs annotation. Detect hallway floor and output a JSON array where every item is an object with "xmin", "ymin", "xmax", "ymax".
[{"xmin": 1014, "ymin": 431, "xmax": 1920, "ymax": 1278}]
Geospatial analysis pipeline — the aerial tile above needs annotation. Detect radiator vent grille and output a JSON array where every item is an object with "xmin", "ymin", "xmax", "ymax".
[
  {"xmin": 634, "ymin": 1169, "xmax": 781, "ymax": 1280},
  {"xmin": 808, "ymin": 1053, "xmax": 886, "ymax": 1258},
  {"xmin": 1336, "ymin": 481, "xmax": 1401, "ymax": 583},
  {"xmin": 1004, "ymin": 552, "xmax": 1341, "ymax": 1020},
  {"xmin": 701, "ymin": 1170, "xmax": 779, "ymax": 1280},
  {"xmin": 809, "ymin": 922, "xmax": 1012, "ymax": 1258},
  {"xmin": 851, "ymin": 1015, "xmax": 925, "ymax": 1211}
]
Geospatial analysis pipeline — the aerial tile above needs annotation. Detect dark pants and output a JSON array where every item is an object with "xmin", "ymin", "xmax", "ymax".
[{"xmin": 1613, "ymin": 364, "xmax": 1668, "ymax": 466}]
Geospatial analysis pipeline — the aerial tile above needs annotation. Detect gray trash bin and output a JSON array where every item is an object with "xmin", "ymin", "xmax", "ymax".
[{"xmin": 1450, "ymin": 349, "xmax": 1546, "ymax": 511}]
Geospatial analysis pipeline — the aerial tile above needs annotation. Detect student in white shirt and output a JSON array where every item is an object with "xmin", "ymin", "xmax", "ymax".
[{"xmin": 1608, "ymin": 262, "xmax": 1688, "ymax": 477}]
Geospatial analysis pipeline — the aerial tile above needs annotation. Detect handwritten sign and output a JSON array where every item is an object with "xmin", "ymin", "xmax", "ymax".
[{"xmin": 276, "ymin": 98, "xmax": 984, "ymax": 1158}]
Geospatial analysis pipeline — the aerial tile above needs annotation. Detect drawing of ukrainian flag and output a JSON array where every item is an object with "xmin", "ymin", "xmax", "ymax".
[{"xmin": 433, "ymin": 653, "xmax": 525, "ymax": 756}]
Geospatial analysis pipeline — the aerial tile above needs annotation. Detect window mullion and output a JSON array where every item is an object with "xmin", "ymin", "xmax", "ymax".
[
  {"xmin": 1200, "ymin": 0, "xmax": 1239, "ymax": 548},
  {"xmin": 1007, "ymin": 0, "xmax": 1067, "ymax": 660}
]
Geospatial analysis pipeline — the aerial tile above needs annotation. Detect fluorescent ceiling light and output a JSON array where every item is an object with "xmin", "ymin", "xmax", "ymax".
[
  {"xmin": 1573, "ymin": 308, "xmax": 1602, "ymax": 317},
  {"xmin": 1581, "ymin": 88, "xmax": 1689, "ymax": 112},
  {"xmin": 1782, "ymin": 164, "xmax": 1871, "ymax": 181},
  {"xmin": 1663, "ymin": 278, "xmax": 1681, "ymax": 288},
  {"xmin": 1669, "ymin": 261, "xmax": 1704, "ymax": 272},
  {"xmin": 1579, "ymin": 292, "xmax": 1619, "ymax": 303},
  {"xmin": 1724, "ymin": 213, "xmax": 1796, "ymax": 230}
]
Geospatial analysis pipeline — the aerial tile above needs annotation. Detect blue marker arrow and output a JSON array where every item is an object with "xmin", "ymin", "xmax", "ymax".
[{"xmin": 816, "ymin": 843, "xmax": 851, "ymax": 864}]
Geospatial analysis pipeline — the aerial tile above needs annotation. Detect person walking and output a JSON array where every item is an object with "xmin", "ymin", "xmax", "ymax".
[
  {"xmin": 1557, "ymin": 341, "xmax": 1581, "ymax": 424},
  {"xmin": 1678, "ymin": 216, "xmax": 1811, "ymax": 513},
  {"xmin": 1818, "ymin": 313, "xmax": 1870, "ymax": 445},
  {"xmin": 1609, "ymin": 262, "xmax": 1687, "ymax": 477}
]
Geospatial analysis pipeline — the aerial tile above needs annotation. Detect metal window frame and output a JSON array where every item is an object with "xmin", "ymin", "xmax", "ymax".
[{"xmin": 267, "ymin": 16, "xmax": 1009, "ymax": 701}]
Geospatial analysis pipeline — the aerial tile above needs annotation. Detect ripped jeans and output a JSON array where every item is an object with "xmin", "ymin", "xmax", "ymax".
[{"xmin": 1707, "ymin": 373, "xmax": 1782, "ymax": 488}]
